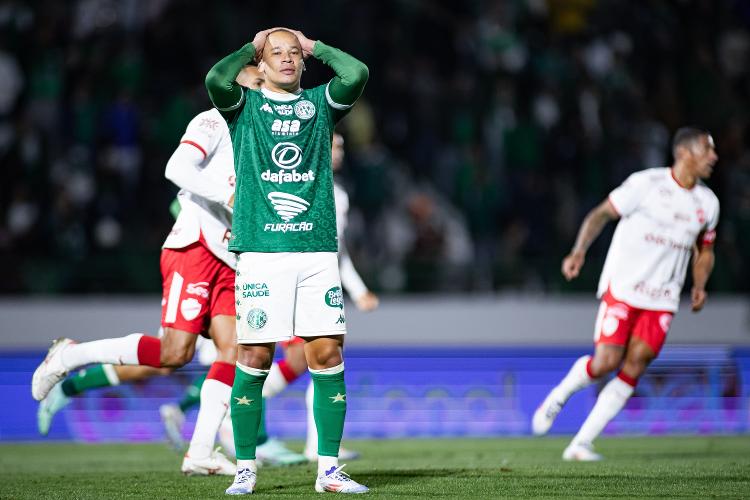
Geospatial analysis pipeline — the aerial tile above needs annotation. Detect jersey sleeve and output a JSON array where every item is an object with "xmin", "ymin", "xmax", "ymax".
[
  {"xmin": 205, "ymin": 43, "xmax": 255, "ymax": 120},
  {"xmin": 607, "ymin": 171, "xmax": 652, "ymax": 217},
  {"xmin": 313, "ymin": 41, "xmax": 368, "ymax": 123},
  {"xmin": 180, "ymin": 112, "xmax": 224, "ymax": 157},
  {"xmin": 700, "ymin": 195, "xmax": 720, "ymax": 247}
]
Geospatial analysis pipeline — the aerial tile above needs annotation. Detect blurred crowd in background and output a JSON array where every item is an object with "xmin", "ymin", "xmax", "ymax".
[{"xmin": 1, "ymin": 0, "xmax": 749, "ymax": 294}]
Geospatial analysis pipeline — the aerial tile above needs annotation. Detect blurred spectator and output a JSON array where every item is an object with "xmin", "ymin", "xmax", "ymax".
[{"xmin": 1, "ymin": 0, "xmax": 749, "ymax": 294}]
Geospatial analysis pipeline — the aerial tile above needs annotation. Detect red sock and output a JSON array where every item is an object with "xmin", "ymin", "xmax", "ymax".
[
  {"xmin": 277, "ymin": 359, "xmax": 301, "ymax": 383},
  {"xmin": 206, "ymin": 361, "xmax": 235, "ymax": 386},
  {"xmin": 617, "ymin": 371, "xmax": 638, "ymax": 387},
  {"xmin": 585, "ymin": 357, "xmax": 597, "ymax": 379},
  {"xmin": 136, "ymin": 335, "xmax": 161, "ymax": 367}
]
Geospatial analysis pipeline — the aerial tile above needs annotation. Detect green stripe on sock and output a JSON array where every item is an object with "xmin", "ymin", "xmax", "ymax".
[
  {"xmin": 61, "ymin": 365, "xmax": 113, "ymax": 397},
  {"xmin": 178, "ymin": 373, "xmax": 207, "ymax": 412},
  {"xmin": 231, "ymin": 367, "xmax": 267, "ymax": 460},
  {"xmin": 311, "ymin": 369, "xmax": 347, "ymax": 457}
]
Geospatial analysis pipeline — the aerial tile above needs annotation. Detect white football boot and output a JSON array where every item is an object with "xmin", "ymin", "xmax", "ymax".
[
  {"xmin": 37, "ymin": 382, "xmax": 71, "ymax": 435},
  {"xmin": 532, "ymin": 391, "xmax": 565, "ymax": 436},
  {"xmin": 256, "ymin": 438, "xmax": 307, "ymax": 466},
  {"xmin": 181, "ymin": 447, "xmax": 237, "ymax": 476},
  {"xmin": 32, "ymin": 338, "xmax": 75, "ymax": 401},
  {"xmin": 159, "ymin": 403, "xmax": 186, "ymax": 452},
  {"xmin": 562, "ymin": 442, "xmax": 604, "ymax": 462},
  {"xmin": 315, "ymin": 464, "xmax": 369, "ymax": 494},
  {"xmin": 225, "ymin": 467, "xmax": 257, "ymax": 495}
]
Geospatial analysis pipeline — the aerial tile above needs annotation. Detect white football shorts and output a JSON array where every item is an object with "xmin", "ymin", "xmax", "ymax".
[{"xmin": 235, "ymin": 252, "xmax": 347, "ymax": 343}]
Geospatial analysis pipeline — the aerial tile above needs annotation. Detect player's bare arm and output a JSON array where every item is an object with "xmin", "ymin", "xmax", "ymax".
[
  {"xmin": 562, "ymin": 199, "xmax": 619, "ymax": 281},
  {"xmin": 691, "ymin": 242, "xmax": 715, "ymax": 312}
]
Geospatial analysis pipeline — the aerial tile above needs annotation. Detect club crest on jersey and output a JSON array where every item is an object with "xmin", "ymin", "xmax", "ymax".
[{"xmin": 294, "ymin": 100, "xmax": 316, "ymax": 119}]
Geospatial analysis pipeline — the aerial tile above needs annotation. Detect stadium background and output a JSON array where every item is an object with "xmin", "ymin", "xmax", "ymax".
[{"xmin": 0, "ymin": 0, "xmax": 749, "ymax": 443}]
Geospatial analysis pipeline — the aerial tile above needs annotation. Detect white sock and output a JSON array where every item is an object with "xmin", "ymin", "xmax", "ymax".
[
  {"xmin": 551, "ymin": 355, "xmax": 596, "ymax": 404},
  {"xmin": 236, "ymin": 459, "xmax": 257, "ymax": 474},
  {"xmin": 318, "ymin": 455, "xmax": 338, "ymax": 476},
  {"xmin": 304, "ymin": 381, "xmax": 317, "ymax": 455},
  {"xmin": 571, "ymin": 376, "xmax": 634, "ymax": 447},
  {"xmin": 187, "ymin": 378, "xmax": 231, "ymax": 459},
  {"xmin": 61, "ymin": 333, "xmax": 143, "ymax": 370},
  {"xmin": 261, "ymin": 363, "xmax": 288, "ymax": 398}
]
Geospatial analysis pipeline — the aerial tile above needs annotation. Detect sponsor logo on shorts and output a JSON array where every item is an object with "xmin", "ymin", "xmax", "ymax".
[
  {"xmin": 247, "ymin": 308, "xmax": 268, "ymax": 330},
  {"xmin": 294, "ymin": 100, "xmax": 316, "ymax": 119},
  {"xmin": 186, "ymin": 281, "xmax": 209, "ymax": 299},
  {"xmin": 180, "ymin": 298, "xmax": 202, "ymax": 321},
  {"xmin": 325, "ymin": 286, "xmax": 344, "ymax": 309},
  {"xmin": 659, "ymin": 313, "xmax": 673, "ymax": 333},
  {"xmin": 241, "ymin": 282, "xmax": 270, "ymax": 298},
  {"xmin": 336, "ymin": 313, "xmax": 346, "ymax": 324}
]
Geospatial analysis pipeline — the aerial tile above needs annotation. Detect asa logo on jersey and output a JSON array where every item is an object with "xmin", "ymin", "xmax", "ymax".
[
  {"xmin": 271, "ymin": 119, "xmax": 301, "ymax": 136},
  {"xmin": 265, "ymin": 192, "xmax": 314, "ymax": 233},
  {"xmin": 325, "ymin": 286, "xmax": 344, "ymax": 309},
  {"xmin": 294, "ymin": 100, "xmax": 316, "ymax": 119}
]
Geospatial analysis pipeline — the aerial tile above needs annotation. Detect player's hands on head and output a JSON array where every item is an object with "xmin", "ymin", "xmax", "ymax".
[
  {"xmin": 251, "ymin": 27, "xmax": 284, "ymax": 61},
  {"xmin": 355, "ymin": 291, "xmax": 379, "ymax": 312},
  {"xmin": 288, "ymin": 29, "xmax": 316, "ymax": 58},
  {"xmin": 691, "ymin": 286, "xmax": 707, "ymax": 312},
  {"xmin": 562, "ymin": 251, "xmax": 585, "ymax": 281}
]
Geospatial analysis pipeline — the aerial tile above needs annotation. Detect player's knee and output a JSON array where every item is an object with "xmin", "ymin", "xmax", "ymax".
[
  {"xmin": 237, "ymin": 345, "xmax": 273, "ymax": 370},
  {"xmin": 306, "ymin": 345, "xmax": 342, "ymax": 370},
  {"xmin": 590, "ymin": 354, "xmax": 620, "ymax": 377},
  {"xmin": 160, "ymin": 347, "xmax": 193, "ymax": 368},
  {"xmin": 621, "ymin": 358, "xmax": 648, "ymax": 379}
]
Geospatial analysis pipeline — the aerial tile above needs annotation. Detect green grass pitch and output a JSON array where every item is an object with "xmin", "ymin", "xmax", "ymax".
[{"xmin": 1, "ymin": 436, "xmax": 748, "ymax": 499}]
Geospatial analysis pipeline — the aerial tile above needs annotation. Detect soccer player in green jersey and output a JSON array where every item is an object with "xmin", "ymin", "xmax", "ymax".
[{"xmin": 205, "ymin": 28, "xmax": 369, "ymax": 494}]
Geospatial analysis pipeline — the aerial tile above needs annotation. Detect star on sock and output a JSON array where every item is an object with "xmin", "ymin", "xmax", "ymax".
[
  {"xmin": 234, "ymin": 395, "xmax": 253, "ymax": 405},
  {"xmin": 329, "ymin": 392, "xmax": 346, "ymax": 403}
]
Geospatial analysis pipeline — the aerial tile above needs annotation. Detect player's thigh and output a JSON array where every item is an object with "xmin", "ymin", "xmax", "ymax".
[
  {"xmin": 631, "ymin": 309, "xmax": 672, "ymax": 358},
  {"xmin": 160, "ymin": 245, "xmax": 215, "ymax": 337},
  {"xmin": 592, "ymin": 293, "xmax": 636, "ymax": 362},
  {"xmin": 114, "ymin": 365, "xmax": 173, "ymax": 382},
  {"xmin": 160, "ymin": 327, "xmax": 198, "ymax": 367},
  {"xmin": 208, "ymin": 314, "xmax": 237, "ymax": 364},
  {"xmin": 235, "ymin": 252, "xmax": 296, "ymax": 344},
  {"xmin": 294, "ymin": 252, "xmax": 347, "ymax": 338},
  {"xmin": 621, "ymin": 336, "xmax": 657, "ymax": 379}
]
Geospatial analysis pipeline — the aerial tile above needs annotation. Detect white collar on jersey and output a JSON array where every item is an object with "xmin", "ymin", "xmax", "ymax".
[{"xmin": 260, "ymin": 87, "xmax": 303, "ymax": 102}]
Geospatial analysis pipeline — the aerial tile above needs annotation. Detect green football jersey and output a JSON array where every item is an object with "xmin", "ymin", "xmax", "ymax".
[{"xmin": 228, "ymin": 85, "xmax": 348, "ymax": 253}]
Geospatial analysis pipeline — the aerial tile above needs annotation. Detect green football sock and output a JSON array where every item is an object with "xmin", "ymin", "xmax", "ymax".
[
  {"xmin": 178, "ymin": 373, "xmax": 207, "ymax": 412},
  {"xmin": 257, "ymin": 398, "xmax": 269, "ymax": 446},
  {"xmin": 231, "ymin": 365, "xmax": 268, "ymax": 460},
  {"xmin": 61, "ymin": 364, "xmax": 117, "ymax": 397},
  {"xmin": 311, "ymin": 366, "xmax": 347, "ymax": 457}
]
